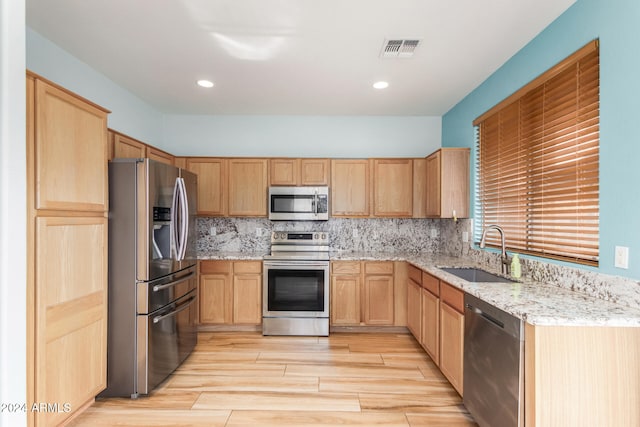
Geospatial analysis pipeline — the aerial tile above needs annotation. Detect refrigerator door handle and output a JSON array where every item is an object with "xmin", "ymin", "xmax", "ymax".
[
  {"xmin": 152, "ymin": 271, "xmax": 195, "ymax": 292},
  {"xmin": 171, "ymin": 177, "xmax": 181, "ymax": 259},
  {"xmin": 178, "ymin": 177, "xmax": 189, "ymax": 261},
  {"xmin": 152, "ymin": 295, "xmax": 196, "ymax": 324}
]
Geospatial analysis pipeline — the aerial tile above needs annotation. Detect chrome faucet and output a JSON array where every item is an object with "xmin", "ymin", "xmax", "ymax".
[{"xmin": 479, "ymin": 225, "xmax": 510, "ymax": 275}]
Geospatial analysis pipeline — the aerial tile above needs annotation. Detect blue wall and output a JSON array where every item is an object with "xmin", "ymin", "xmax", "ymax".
[
  {"xmin": 26, "ymin": 28, "xmax": 164, "ymax": 147},
  {"xmin": 442, "ymin": 0, "xmax": 640, "ymax": 279}
]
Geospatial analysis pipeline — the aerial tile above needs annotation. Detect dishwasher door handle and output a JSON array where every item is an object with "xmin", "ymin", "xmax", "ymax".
[{"xmin": 466, "ymin": 304, "xmax": 505, "ymax": 329}]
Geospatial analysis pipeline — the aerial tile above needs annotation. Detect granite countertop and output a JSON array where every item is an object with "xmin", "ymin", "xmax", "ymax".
[{"xmin": 199, "ymin": 251, "xmax": 640, "ymax": 327}]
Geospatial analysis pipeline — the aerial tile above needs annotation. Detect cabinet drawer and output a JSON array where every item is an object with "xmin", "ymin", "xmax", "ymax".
[
  {"xmin": 422, "ymin": 272, "xmax": 440, "ymax": 296},
  {"xmin": 332, "ymin": 261, "xmax": 361, "ymax": 275},
  {"xmin": 234, "ymin": 261, "xmax": 262, "ymax": 274},
  {"xmin": 408, "ymin": 264, "xmax": 422, "ymax": 284},
  {"xmin": 200, "ymin": 260, "xmax": 231, "ymax": 274},
  {"xmin": 440, "ymin": 281, "xmax": 464, "ymax": 313},
  {"xmin": 364, "ymin": 261, "xmax": 393, "ymax": 275}
]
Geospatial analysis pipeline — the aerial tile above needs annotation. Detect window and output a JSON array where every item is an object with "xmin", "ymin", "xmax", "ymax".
[{"xmin": 474, "ymin": 40, "xmax": 599, "ymax": 266}]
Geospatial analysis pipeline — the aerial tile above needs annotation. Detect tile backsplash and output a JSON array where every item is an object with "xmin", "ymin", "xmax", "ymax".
[{"xmin": 197, "ymin": 216, "xmax": 640, "ymax": 310}]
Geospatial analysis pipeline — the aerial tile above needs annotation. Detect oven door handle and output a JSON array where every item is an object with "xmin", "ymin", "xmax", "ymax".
[{"xmin": 264, "ymin": 260, "xmax": 329, "ymax": 268}]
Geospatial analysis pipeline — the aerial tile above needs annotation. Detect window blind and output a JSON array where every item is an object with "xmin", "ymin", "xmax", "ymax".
[{"xmin": 474, "ymin": 40, "xmax": 599, "ymax": 265}]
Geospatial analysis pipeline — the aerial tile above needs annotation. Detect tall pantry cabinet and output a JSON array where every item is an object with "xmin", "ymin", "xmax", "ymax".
[{"xmin": 26, "ymin": 72, "xmax": 109, "ymax": 426}]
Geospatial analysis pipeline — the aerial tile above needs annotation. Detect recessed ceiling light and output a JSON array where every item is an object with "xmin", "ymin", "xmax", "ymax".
[
  {"xmin": 197, "ymin": 79, "xmax": 214, "ymax": 88},
  {"xmin": 373, "ymin": 81, "xmax": 389, "ymax": 89}
]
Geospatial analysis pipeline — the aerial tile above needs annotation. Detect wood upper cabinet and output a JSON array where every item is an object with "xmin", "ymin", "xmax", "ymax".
[
  {"xmin": 111, "ymin": 131, "xmax": 146, "ymax": 159},
  {"xmin": 228, "ymin": 158, "xmax": 268, "ymax": 216},
  {"xmin": 270, "ymin": 158, "xmax": 298, "ymax": 186},
  {"xmin": 425, "ymin": 148, "xmax": 470, "ymax": 219},
  {"xmin": 439, "ymin": 281, "xmax": 464, "ymax": 396},
  {"xmin": 300, "ymin": 159, "xmax": 330, "ymax": 185},
  {"xmin": 186, "ymin": 158, "xmax": 227, "ymax": 216},
  {"xmin": 412, "ymin": 158, "xmax": 428, "ymax": 218},
  {"xmin": 270, "ymin": 158, "xmax": 330, "ymax": 186},
  {"xmin": 373, "ymin": 159, "xmax": 413, "ymax": 217},
  {"xmin": 331, "ymin": 159, "xmax": 370, "ymax": 217},
  {"xmin": 363, "ymin": 262, "xmax": 394, "ymax": 325},
  {"xmin": 147, "ymin": 146, "xmax": 174, "ymax": 165},
  {"xmin": 34, "ymin": 79, "xmax": 109, "ymax": 212}
]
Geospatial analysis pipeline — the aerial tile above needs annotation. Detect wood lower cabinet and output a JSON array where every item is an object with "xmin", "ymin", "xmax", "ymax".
[
  {"xmin": 27, "ymin": 72, "xmax": 109, "ymax": 426},
  {"xmin": 525, "ymin": 323, "xmax": 640, "ymax": 426},
  {"xmin": 330, "ymin": 262, "xmax": 362, "ymax": 325},
  {"xmin": 199, "ymin": 260, "xmax": 262, "ymax": 325},
  {"xmin": 406, "ymin": 276, "xmax": 422, "ymax": 338},
  {"xmin": 373, "ymin": 159, "xmax": 413, "ymax": 217},
  {"xmin": 425, "ymin": 148, "xmax": 470, "ymax": 219},
  {"xmin": 228, "ymin": 158, "xmax": 268, "ymax": 216},
  {"xmin": 330, "ymin": 261, "xmax": 395, "ymax": 326},
  {"xmin": 232, "ymin": 261, "xmax": 263, "ymax": 324},
  {"xmin": 186, "ymin": 158, "xmax": 227, "ymax": 216},
  {"xmin": 421, "ymin": 287, "xmax": 440, "ymax": 365},
  {"xmin": 439, "ymin": 281, "xmax": 464, "ymax": 395}
]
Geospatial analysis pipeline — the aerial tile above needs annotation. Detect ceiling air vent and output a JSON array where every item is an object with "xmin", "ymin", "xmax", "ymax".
[{"xmin": 380, "ymin": 38, "xmax": 421, "ymax": 58}]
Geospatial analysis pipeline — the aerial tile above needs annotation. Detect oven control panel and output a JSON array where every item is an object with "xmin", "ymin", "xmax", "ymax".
[{"xmin": 271, "ymin": 231, "xmax": 329, "ymax": 245}]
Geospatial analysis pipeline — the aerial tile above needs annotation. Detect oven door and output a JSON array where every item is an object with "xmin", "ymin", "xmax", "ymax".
[{"xmin": 263, "ymin": 260, "xmax": 329, "ymax": 318}]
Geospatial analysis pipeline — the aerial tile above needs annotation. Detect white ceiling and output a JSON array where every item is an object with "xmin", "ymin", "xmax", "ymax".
[{"xmin": 26, "ymin": 0, "xmax": 576, "ymax": 116}]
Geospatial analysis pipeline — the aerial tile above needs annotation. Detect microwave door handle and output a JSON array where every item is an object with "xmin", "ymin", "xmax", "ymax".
[{"xmin": 313, "ymin": 191, "xmax": 318, "ymax": 216}]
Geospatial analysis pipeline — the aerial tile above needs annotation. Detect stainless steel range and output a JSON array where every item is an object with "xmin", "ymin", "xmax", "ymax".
[{"xmin": 263, "ymin": 231, "xmax": 330, "ymax": 336}]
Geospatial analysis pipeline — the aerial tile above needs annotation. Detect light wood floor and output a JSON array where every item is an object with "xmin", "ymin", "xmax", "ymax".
[{"xmin": 69, "ymin": 332, "xmax": 477, "ymax": 426}]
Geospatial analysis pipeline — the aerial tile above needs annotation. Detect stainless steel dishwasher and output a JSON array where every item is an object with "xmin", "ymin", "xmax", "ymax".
[{"xmin": 463, "ymin": 293, "xmax": 524, "ymax": 427}]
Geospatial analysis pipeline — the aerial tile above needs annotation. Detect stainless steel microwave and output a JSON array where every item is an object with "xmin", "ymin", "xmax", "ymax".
[{"xmin": 268, "ymin": 186, "xmax": 329, "ymax": 220}]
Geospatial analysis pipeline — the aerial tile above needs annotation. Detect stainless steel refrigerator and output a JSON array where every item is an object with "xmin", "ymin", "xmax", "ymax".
[{"xmin": 101, "ymin": 158, "xmax": 198, "ymax": 398}]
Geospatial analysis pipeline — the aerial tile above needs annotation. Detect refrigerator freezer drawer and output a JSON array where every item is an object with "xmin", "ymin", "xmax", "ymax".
[
  {"xmin": 136, "ymin": 266, "xmax": 196, "ymax": 314},
  {"xmin": 136, "ymin": 290, "xmax": 197, "ymax": 396}
]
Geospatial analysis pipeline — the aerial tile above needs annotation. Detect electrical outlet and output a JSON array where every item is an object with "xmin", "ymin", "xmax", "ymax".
[
  {"xmin": 615, "ymin": 246, "xmax": 629, "ymax": 269},
  {"xmin": 209, "ymin": 226, "xmax": 216, "ymax": 236},
  {"xmin": 430, "ymin": 228, "xmax": 438, "ymax": 238},
  {"xmin": 352, "ymin": 228, "xmax": 359, "ymax": 238},
  {"xmin": 256, "ymin": 227, "xmax": 263, "ymax": 237},
  {"xmin": 462, "ymin": 231, "xmax": 469, "ymax": 243}
]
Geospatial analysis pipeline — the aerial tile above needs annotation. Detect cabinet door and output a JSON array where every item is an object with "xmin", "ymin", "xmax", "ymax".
[
  {"xmin": 440, "ymin": 148, "xmax": 470, "ymax": 219},
  {"xmin": 186, "ymin": 158, "xmax": 227, "ymax": 216},
  {"xmin": 228, "ymin": 158, "xmax": 268, "ymax": 216},
  {"xmin": 407, "ymin": 279, "xmax": 422, "ymax": 339},
  {"xmin": 270, "ymin": 158, "xmax": 298, "ymax": 186},
  {"xmin": 330, "ymin": 275, "xmax": 361, "ymax": 325},
  {"xmin": 440, "ymin": 302, "xmax": 464, "ymax": 395},
  {"xmin": 413, "ymin": 158, "xmax": 427, "ymax": 218},
  {"xmin": 199, "ymin": 274, "xmax": 232, "ymax": 324},
  {"xmin": 147, "ymin": 146, "xmax": 174, "ymax": 165},
  {"xmin": 300, "ymin": 159, "xmax": 330, "ymax": 185},
  {"xmin": 113, "ymin": 132, "xmax": 146, "ymax": 159},
  {"xmin": 373, "ymin": 159, "xmax": 413, "ymax": 217},
  {"xmin": 35, "ymin": 80, "xmax": 108, "ymax": 212},
  {"xmin": 331, "ymin": 159, "xmax": 370, "ymax": 217},
  {"xmin": 425, "ymin": 151, "xmax": 441, "ymax": 217},
  {"xmin": 34, "ymin": 216, "xmax": 107, "ymax": 426},
  {"xmin": 199, "ymin": 260, "xmax": 233, "ymax": 324},
  {"xmin": 233, "ymin": 274, "xmax": 262, "ymax": 324},
  {"xmin": 363, "ymin": 275, "xmax": 394, "ymax": 325},
  {"xmin": 421, "ymin": 288, "xmax": 440, "ymax": 365}
]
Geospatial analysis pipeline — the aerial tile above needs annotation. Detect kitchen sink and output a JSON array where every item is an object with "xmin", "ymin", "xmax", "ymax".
[{"xmin": 440, "ymin": 267, "xmax": 514, "ymax": 283}]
